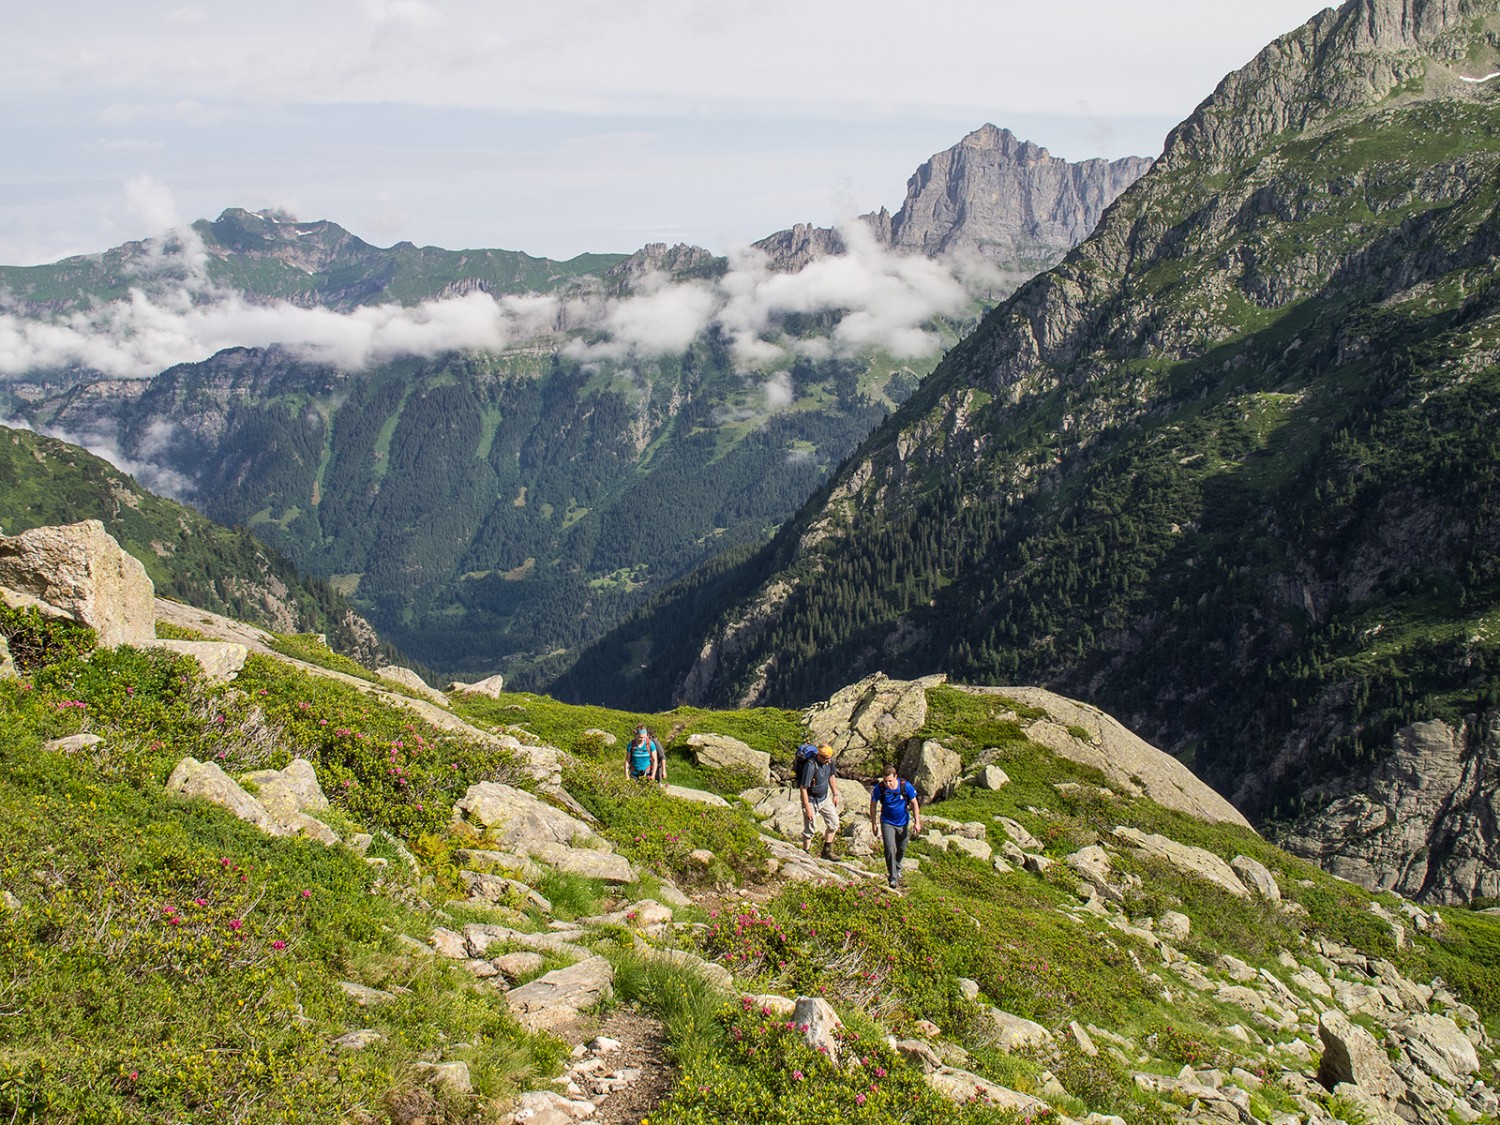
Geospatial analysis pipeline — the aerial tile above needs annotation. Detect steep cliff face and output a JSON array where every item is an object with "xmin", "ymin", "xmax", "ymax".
[
  {"xmin": 753, "ymin": 125, "xmax": 1150, "ymax": 275},
  {"xmin": 885, "ymin": 125, "xmax": 1151, "ymax": 265},
  {"xmin": 1281, "ymin": 713, "xmax": 1500, "ymax": 903},
  {"xmin": 595, "ymin": 0, "xmax": 1500, "ymax": 901}
]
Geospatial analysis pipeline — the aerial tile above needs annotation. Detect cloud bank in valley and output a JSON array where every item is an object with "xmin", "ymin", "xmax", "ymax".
[{"xmin": 0, "ymin": 218, "xmax": 998, "ymax": 381}]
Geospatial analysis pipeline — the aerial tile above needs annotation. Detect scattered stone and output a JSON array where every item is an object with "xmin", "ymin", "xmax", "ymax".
[
  {"xmin": 1318, "ymin": 1009, "xmax": 1407, "ymax": 1104},
  {"xmin": 914, "ymin": 1019, "xmax": 941, "ymax": 1038},
  {"xmin": 0, "ymin": 520, "xmax": 155, "ymax": 648},
  {"xmin": 506, "ymin": 956, "xmax": 615, "ymax": 1035},
  {"xmin": 493, "ymin": 951, "xmax": 546, "ymax": 981},
  {"xmin": 973, "ymin": 764, "xmax": 1010, "ymax": 790},
  {"xmin": 348, "ymin": 833, "xmax": 373, "ymax": 855},
  {"xmin": 744, "ymin": 993, "xmax": 797, "ymax": 1016},
  {"xmin": 1112, "ymin": 826, "xmax": 1250, "ymax": 897},
  {"xmin": 42, "ymin": 733, "xmax": 104, "ymax": 754},
  {"xmin": 1023, "ymin": 853, "xmax": 1054, "ymax": 874},
  {"xmin": 956, "ymin": 978, "xmax": 981, "ymax": 1001},
  {"xmin": 1231, "ymin": 855, "xmax": 1282, "ymax": 902},
  {"xmin": 1069, "ymin": 1021, "xmax": 1098, "ymax": 1056},
  {"xmin": 979, "ymin": 1007, "xmax": 1053, "ymax": 1051},
  {"xmin": 1395, "ymin": 1012, "xmax": 1480, "ymax": 1085},
  {"xmin": 995, "ymin": 817, "xmax": 1043, "ymax": 851},
  {"xmin": 241, "ymin": 758, "xmax": 329, "ymax": 820},
  {"xmin": 447, "ymin": 674, "xmax": 505, "ymax": 698},
  {"xmin": 395, "ymin": 934, "xmax": 434, "ymax": 957},
  {"xmin": 895, "ymin": 1038, "xmax": 943, "ymax": 1072},
  {"xmin": 152, "ymin": 640, "xmax": 248, "ymax": 684},
  {"xmin": 414, "ymin": 1060, "xmax": 472, "ymax": 1094},
  {"xmin": 537, "ymin": 840, "xmax": 639, "ymax": 883},
  {"xmin": 1157, "ymin": 911, "xmax": 1191, "ymax": 941},
  {"xmin": 582, "ymin": 728, "xmax": 618, "ymax": 747},
  {"xmin": 430, "ymin": 927, "xmax": 468, "ymax": 959},
  {"xmin": 332, "ymin": 1029, "xmax": 384, "ymax": 1050},
  {"xmin": 376, "ymin": 664, "xmax": 448, "ymax": 705},
  {"xmin": 166, "ymin": 757, "xmax": 280, "ymax": 835},
  {"xmin": 339, "ymin": 982, "xmax": 397, "ymax": 1007},
  {"xmin": 928, "ymin": 1067, "xmax": 1050, "ymax": 1114},
  {"xmin": 452, "ymin": 782, "xmax": 599, "ymax": 848},
  {"xmin": 686, "ymin": 733, "xmax": 772, "ymax": 784},
  {"xmin": 791, "ymin": 996, "xmax": 843, "ymax": 1062},
  {"xmin": 662, "ymin": 784, "xmax": 730, "ymax": 807}
]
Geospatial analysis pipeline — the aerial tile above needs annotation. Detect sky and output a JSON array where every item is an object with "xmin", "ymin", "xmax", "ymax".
[{"xmin": 2, "ymin": 1, "xmax": 1335, "ymax": 267}]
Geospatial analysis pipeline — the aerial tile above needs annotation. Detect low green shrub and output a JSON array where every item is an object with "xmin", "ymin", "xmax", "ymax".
[
  {"xmin": 0, "ymin": 604, "xmax": 95, "ymax": 671},
  {"xmin": 265, "ymin": 632, "xmax": 376, "ymax": 681},
  {"xmin": 653, "ymin": 999, "xmax": 1023, "ymax": 1125},
  {"xmin": 562, "ymin": 760, "xmax": 768, "ymax": 884}
]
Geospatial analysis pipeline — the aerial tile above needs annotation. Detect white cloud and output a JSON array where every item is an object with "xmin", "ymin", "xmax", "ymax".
[
  {"xmin": 0, "ymin": 213, "xmax": 999, "ymax": 379},
  {"xmin": 763, "ymin": 370, "xmax": 794, "ymax": 410}
]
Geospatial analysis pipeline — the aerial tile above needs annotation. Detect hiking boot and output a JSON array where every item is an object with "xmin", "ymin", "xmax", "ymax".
[{"xmin": 820, "ymin": 840, "xmax": 835, "ymax": 860}]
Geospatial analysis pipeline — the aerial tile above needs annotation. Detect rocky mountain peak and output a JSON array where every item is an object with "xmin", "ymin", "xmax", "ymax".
[
  {"xmin": 1162, "ymin": 0, "xmax": 1500, "ymax": 169},
  {"xmin": 752, "ymin": 125, "xmax": 1150, "ymax": 274}
]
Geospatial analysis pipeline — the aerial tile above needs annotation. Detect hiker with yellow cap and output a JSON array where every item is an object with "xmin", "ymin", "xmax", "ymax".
[{"xmin": 799, "ymin": 744, "xmax": 842, "ymax": 858}]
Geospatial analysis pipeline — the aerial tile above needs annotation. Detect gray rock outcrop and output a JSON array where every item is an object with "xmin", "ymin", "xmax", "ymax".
[
  {"xmin": 802, "ymin": 673, "xmax": 946, "ymax": 772},
  {"xmin": 0, "ymin": 520, "xmax": 155, "ymax": 648},
  {"xmin": 169, "ymin": 757, "xmax": 341, "ymax": 844},
  {"xmin": 150, "ymin": 640, "xmax": 248, "ymax": 684},
  {"xmin": 969, "ymin": 687, "xmax": 1250, "ymax": 827}
]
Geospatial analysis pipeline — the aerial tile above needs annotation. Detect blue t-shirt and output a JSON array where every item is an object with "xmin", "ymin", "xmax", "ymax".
[
  {"xmin": 871, "ymin": 780, "xmax": 918, "ymax": 826},
  {"xmin": 629, "ymin": 738, "xmax": 657, "ymax": 773}
]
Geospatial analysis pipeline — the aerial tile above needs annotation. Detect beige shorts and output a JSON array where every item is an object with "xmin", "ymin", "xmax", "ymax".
[{"xmin": 803, "ymin": 795, "xmax": 840, "ymax": 838}]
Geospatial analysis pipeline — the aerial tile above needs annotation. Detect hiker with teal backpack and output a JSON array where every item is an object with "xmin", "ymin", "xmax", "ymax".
[
  {"xmin": 625, "ymin": 725, "xmax": 660, "ymax": 782},
  {"xmin": 870, "ymin": 764, "xmax": 921, "ymax": 888}
]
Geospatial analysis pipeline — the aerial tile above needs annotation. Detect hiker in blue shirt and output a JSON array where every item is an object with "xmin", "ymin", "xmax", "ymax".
[
  {"xmin": 869, "ymin": 764, "xmax": 921, "ymax": 888},
  {"xmin": 625, "ymin": 726, "xmax": 660, "ymax": 781}
]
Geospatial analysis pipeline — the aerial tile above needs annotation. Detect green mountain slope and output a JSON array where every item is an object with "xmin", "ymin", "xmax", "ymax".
[
  {"xmin": 14, "ymin": 343, "xmax": 917, "ymax": 682},
  {"xmin": 0, "ymin": 207, "xmax": 623, "ymax": 315},
  {"xmin": 559, "ymin": 0, "xmax": 1500, "ymax": 899},
  {"xmin": 0, "ymin": 424, "xmax": 384, "ymax": 660},
  {"xmin": 4, "ymin": 592, "xmax": 1500, "ymax": 1124}
]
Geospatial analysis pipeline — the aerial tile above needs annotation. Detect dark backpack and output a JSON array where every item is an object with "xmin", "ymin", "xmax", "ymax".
[{"xmin": 792, "ymin": 743, "xmax": 820, "ymax": 787}]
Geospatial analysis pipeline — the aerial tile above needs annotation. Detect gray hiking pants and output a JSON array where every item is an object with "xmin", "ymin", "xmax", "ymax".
[{"xmin": 881, "ymin": 820, "xmax": 909, "ymax": 884}]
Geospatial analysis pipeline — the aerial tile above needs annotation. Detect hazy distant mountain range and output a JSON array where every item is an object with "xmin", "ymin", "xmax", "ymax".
[{"xmin": 0, "ymin": 124, "xmax": 1147, "ymax": 684}]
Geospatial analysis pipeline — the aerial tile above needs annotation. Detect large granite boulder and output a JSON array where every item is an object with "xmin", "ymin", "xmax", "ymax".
[
  {"xmin": 686, "ymin": 733, "xmax": 771, "ymax": 783},
  {"xmin": 0, "ymin": 520, "xmax": 155, "ymax": 649},
  {"xmin": 899, "ymin": 738, "xmax": 962, "ymax": 799},
  {"xmin": 803, "ymin": 673, "xmax": 947, "ymax": 772}
]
